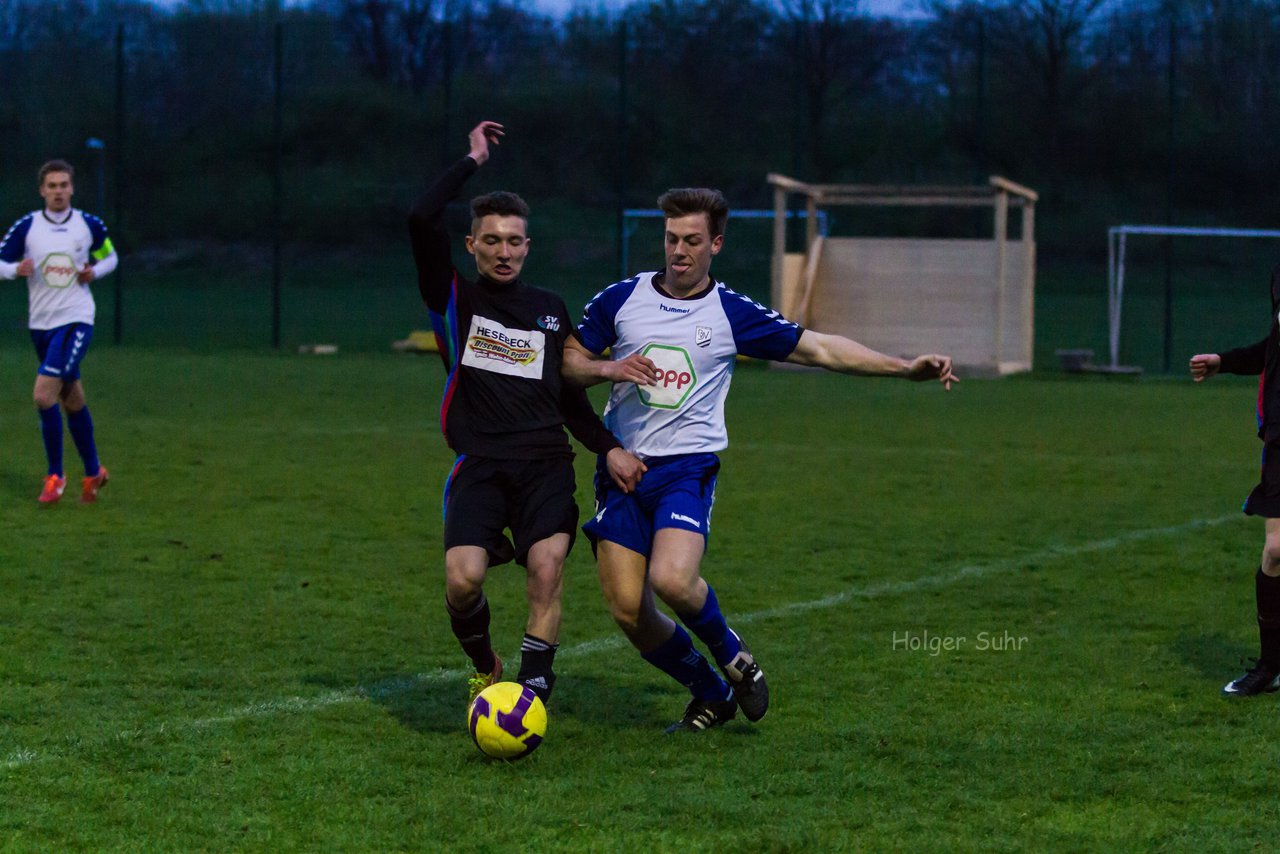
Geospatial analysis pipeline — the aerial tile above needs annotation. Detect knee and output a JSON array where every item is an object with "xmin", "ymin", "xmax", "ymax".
[
  {"xmin": 1264, "ymin": 542, "xmax": 1280, "ymax": 575},
  {"xmin": 609, "ymin": 603, "xmax": 644, "ymax": 637},
  {"xmin": 525, "ymin": 551, "xmax": 566, "ymax": 586},
  {"xmin": 600, "ymin": 587, "xmax": 643, "ymax": 635},
  {"xmin": 445, "ymin": 564, "xmax": 485, "ymax": 608},
  {"xmin": 649, "ymin": 569, "xmax": 703, "ymax": 612},
  {"xmin": 445, "ymin": 582, "xmax": 482, "ymax": 614},
  {"xmin": 33, "ymin": 388, "xmax": 58, "ymax": 410},
  {"xmin": 526, "ymin": 562, "xmax": 563, "ymax": 596}
]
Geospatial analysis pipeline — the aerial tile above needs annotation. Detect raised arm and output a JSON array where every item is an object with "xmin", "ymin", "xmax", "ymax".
[
  {"xmin": 407, "ymin": 121, "xmax": 505, "ymax": 313},
  {"xmin": 786, "ymin": 329, "xmax": 956, "ymax": 390}
]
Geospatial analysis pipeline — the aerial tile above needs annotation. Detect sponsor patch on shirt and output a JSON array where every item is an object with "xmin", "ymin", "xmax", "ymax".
[
  {"xmin": 637, "ymin": 343, "xmax": 696, "ymax": 409},
  {"xmin": 462, "ymin": 315, "xmax": 546, "ymax": 379},
  {"xmin": 40, "ymin": 252, "xmax": 77, "ymax": 289}
]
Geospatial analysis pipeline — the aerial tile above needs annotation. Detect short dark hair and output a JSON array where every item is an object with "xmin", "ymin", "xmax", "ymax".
[
  {"xmin": 657, "ymin": 188, "xmax": 729, "ymax": 238},
  {"xmin": 38, "ymin": 159, "xmax": 74, "ymax": 185},
  {"xmin": 470, "ymin": 191, "xmax": 530, "ymax": 224}
]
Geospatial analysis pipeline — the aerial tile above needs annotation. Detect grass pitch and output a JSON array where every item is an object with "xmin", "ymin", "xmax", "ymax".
[{"xmin": 0, "ymin": 347, "xmax": 1274, "ymax": 851}]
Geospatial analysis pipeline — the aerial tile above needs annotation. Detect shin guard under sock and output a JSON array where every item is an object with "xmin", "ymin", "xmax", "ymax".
[
  {"xmin": 446, "ymin": 595, "xmax": 496, "ymax": 674},
  {"xmin": 1256, "ymin": 567, "xmax": 1280, "ymax": 669},
  {"xmin": 640, "ymin": 625, "xmax": 731, "ymax": 702}
]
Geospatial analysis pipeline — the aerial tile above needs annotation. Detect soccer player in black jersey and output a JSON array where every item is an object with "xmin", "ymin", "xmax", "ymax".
[
  {"xmin": 409, "ymin": 121, "xmax": 648, "ymax": 706},
  {"xmin": 1191, "ymin": 264, "xmax": 1280, "ymax": 696}
]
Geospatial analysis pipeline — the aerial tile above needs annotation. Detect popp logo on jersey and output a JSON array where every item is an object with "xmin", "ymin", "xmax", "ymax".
[
  {"xmin": 637, "ymin": 343, "xmax": 696, "ymax": 410},
  {"xmin": 40, "ymin": 252, "xmax": 78, "ymax": 289}
]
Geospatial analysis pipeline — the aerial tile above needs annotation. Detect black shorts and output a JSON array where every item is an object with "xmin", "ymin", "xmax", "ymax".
[
  {"xmin": 443, "ymin": 455, "xmax": 579, "ymax": 567},
  {"xmin": 1245, "ymin": 442, "xmax": 1280, "ymax": 518}
]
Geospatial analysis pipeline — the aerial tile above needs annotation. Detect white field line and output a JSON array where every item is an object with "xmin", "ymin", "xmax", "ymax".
[{"xmin": 2, "ymin": 513, "xmax": 1241, "ymax": 771}]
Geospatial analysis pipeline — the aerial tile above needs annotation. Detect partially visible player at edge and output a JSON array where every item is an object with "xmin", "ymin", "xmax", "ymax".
[
  {"xmin": 1190, "ymin": 263, "xmax": 1280, "ymax": 697},
  {"xmin": 563, "ymin": 187, "xmax": 957, "ymax": 732},
  {"xmin": 408, "ymin": 121, "xmax": 648, "ymax": 706},
  {"xmin": 0, "ymin": 159, "xmax": 115, "ymax": 505}
]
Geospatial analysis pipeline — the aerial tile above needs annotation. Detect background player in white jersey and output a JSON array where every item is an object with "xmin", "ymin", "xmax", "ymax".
[
  {"xmin": 0, "ymin": 160, "xmax": 116, "ymax": 505},
  {"xmin": 564, "ymin": 187, "xmax": 956, "ymax": 732}
]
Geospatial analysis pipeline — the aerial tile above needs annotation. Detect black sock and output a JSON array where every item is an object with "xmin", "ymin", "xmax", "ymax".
[
  {"xmin": 446, "ymin": 595, "xmax": 496, "ymax": 675},
  {"xmin": 1256, "ymin": 568, "xmax": 1280, "ymax": 670},
  {"xmin": 516, "ymin": 634, "xmax": 558, "ymax": 702}
]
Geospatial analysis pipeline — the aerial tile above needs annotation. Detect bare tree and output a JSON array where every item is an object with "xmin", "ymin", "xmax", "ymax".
[
  {"xmin": 781, "ymin": 0, "xmax": 906, "ymax": 179},
  {"xmin": 990, "ymin": 0, "xmax": 1110, "ymax": 192}
]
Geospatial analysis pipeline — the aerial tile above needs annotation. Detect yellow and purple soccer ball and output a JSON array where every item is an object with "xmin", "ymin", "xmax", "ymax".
[{"xmin": 467, "ymin": 682, "xmax": 547, "ymax": 760}]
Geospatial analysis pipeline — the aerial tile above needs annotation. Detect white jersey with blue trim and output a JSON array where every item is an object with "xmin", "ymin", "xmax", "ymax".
[
  {"xmin": 577, "ymin": 272, "xmax": 803, "ymax": 460},
  {"xmin": 0, "ymin": 208, "xmax": 118, "ymax": 330}
]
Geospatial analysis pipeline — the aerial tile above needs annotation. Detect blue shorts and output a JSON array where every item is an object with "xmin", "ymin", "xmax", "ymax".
[
  {"xmin": 30, "ymin": 323, "xmax": 94, "ymax": 382},
  {"xmin": 583, "ymin": 452, "xmax": 720, "ymax": 557}
]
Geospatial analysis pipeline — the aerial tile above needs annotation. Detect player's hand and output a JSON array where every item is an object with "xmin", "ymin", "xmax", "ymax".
[
  {"xmin": 77, "ymin": 264, "xmax": 96, "ymax": 284},
  {"xmin": 468, "ymin": 121, "xmax": 505, "ymax": 166},
  {"xmin": 16, "ymin": 258, "xmax": 33, "ymax": 277},
  {"xmin": 907, "ymin": 354, "xmax": 957, "ymax": 390},
  {"xmin": 605, "ymin": 447, "xmax": 647, "ymax": 494},
  {"xmin": 602, "ymin": 352, "xmax": 660, "ymax": 386},
  {"xmin": 1189, "ymin": 353, "xmax": 1221, "ymax": 382}
]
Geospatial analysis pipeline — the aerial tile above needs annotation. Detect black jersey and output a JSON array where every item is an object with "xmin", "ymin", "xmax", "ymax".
[
  {"xmin": 1219, "ymin": 265, "xmax": 1280, "ymax": 442},
  {"xmin": 408, "ymin": 156, "xmax": 619, "ymax": 460}
]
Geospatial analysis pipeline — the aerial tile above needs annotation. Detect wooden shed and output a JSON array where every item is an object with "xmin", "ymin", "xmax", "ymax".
[{"xmin": 768, "ymin": 174, "xmax": 1038, "ymax": 374}]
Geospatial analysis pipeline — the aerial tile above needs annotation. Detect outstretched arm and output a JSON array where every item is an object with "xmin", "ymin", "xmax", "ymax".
[
  {"xmin": 785, "ymin": 329, "xmax": 956, "ymax": 390},
  {"xmin": 1188, "ymin": 353, "xmax": 1222, "ymax": 382},
  {"xmin": 1193, "ymin": 337, "xmax": 1267, "ymax": 380}
]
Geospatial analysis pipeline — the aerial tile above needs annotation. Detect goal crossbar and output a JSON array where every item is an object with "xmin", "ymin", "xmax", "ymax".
[{"xmin": 1107, "ymin": 224, "xmax": 1280, "ymax": 369}]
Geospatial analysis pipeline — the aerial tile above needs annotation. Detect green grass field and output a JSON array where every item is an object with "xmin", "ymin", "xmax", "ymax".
[{"xmin": 1, "ymin": 347, "xmax": 1275, "ymax": 851}]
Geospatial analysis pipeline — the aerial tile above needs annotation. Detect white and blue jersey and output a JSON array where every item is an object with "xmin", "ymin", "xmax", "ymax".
[
  {"xmin": 0, "ymin": 208, "xmax": 117, "ymax": 330},
  {"xmin": 577, "ymin": 271, "xmax": 803, "ymax": 460}
]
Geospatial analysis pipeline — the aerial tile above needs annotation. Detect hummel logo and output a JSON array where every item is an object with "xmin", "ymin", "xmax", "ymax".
[
  {"xmin": 594, "ymin": 507, "xmax": 607, "ymax": 524},
  {"xmin": 670, "ymin": 512, "xmax": 700, "ymax": 528}
]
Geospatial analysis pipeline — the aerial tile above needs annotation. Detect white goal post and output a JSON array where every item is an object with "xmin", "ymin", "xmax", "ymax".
[{"xmin": 1108, "ymin": 224, "xmax": 1280, "ymax": 369}]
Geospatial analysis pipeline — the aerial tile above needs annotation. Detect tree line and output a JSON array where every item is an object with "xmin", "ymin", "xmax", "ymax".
[{"xmin": 0, "ymin": 0, "xmax": 1277, "ymax": 259}]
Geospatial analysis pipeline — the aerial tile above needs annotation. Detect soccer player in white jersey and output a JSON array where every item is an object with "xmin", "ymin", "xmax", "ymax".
[
  {"xmin": 564, "ymin": 187, "xmax": 956, "ymax": 732},
  {"xmin": 0, "ymin": 160, "xmax": 116, "ymax": 504}
]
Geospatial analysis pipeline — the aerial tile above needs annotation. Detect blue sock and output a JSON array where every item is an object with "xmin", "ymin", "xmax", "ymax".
[
  {"xmin": 37, "ymin": 404, "xmax": 63, "ymax": 476},
  {"xmin": 640, "ymin": 625, "xmax": 731, "ymax": 702},
  {"xmin": 678, "ymin": 585, "xmax": 742, "ymax": 669},
  {"xmin": 66, "ymin": 406, "xmax": 100, "ymax": 476}
]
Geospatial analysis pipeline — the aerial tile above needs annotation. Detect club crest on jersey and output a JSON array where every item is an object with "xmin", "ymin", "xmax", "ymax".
[
  {"xmin": 695, "ymin": 326, "xmax": 712, "ymax": 348},
  {"xmin": 40, "ymin": 252, "xmax": 77, "ymax": 289},
  {"xmin": 536, "ymin": 315, "xmax": 561, "ymax": 332}
]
